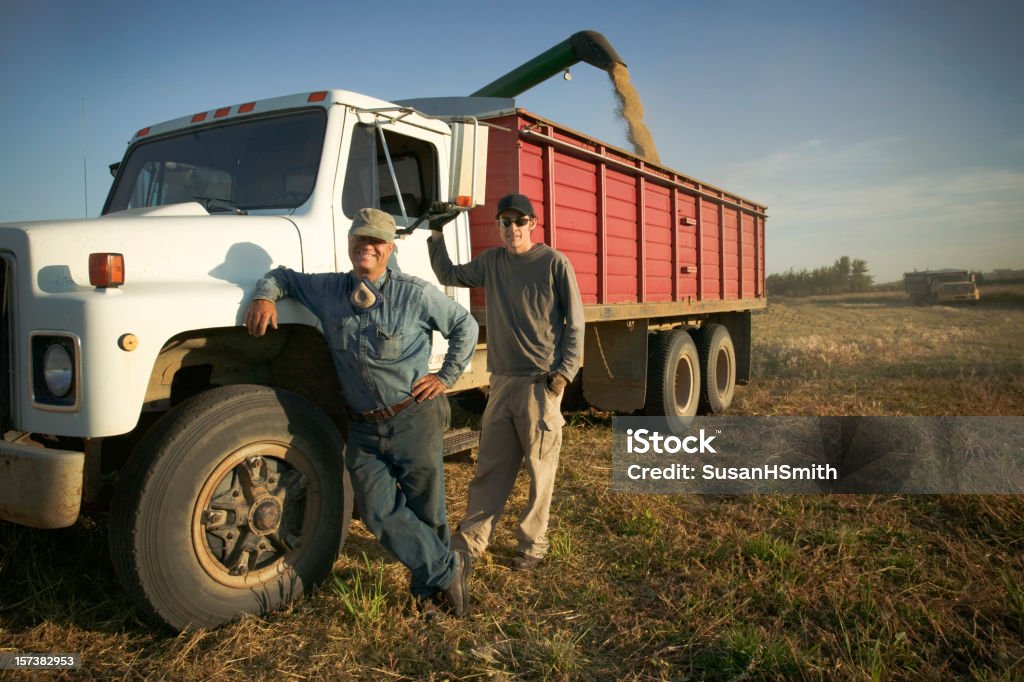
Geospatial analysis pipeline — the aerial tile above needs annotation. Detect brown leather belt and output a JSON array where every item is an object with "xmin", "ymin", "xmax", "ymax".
[{"xmin": 347, "ymin": 397, "xmax": 415, "ymax": 423}]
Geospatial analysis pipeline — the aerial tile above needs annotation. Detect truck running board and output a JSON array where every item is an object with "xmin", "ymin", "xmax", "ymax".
[{"xmin": 443, "ymin": 427, "xmax": 480, "ymax": 458}]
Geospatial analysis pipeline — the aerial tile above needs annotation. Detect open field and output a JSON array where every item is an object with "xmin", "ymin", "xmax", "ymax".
[
  {"xmin": 737, "ymin": 286, "xmax": 1024, "ymax": 417},
  {"xmin": 2, "ymin": 287, "xmax": 1023, "ymax": 680}
]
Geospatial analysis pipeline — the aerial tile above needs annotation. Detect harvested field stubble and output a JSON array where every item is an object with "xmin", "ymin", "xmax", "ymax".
[
  {"xmin": 739, "ymin": 289, "xmax": 1024, "ymax": 416},
  {"xmin": 1, "ymin": 288, "xmax": 1023, "ymax": 679}
]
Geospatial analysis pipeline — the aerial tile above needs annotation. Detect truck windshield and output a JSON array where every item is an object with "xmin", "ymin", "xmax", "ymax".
[{"xmin": 103, "ymin": 109, "xmax": 327, "ymax": 214}]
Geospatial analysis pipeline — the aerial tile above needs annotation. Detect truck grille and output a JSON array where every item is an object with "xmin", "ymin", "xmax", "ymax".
[{"xmin": 0, "ymin": 255, "xmax": 12, "ymax": 431}]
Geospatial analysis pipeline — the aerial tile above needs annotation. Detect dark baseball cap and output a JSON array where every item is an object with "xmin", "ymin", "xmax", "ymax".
[{"xmin": 495, "ymin": 193, "xmax": 535, "ymax": 217}]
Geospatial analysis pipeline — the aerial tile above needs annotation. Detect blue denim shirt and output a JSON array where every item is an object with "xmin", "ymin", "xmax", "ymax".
[{"xmin": 253, "ymin": 266, "xmax": 478, "ymax": 413}]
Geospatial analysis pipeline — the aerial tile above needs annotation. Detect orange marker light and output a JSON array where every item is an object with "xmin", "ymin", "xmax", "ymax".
[
  {"xmin": 238, "ymin": 102, "xmax": 255, "ymax": 113},
  {"xmin": 89, "ymin": 253, "xmax": 125, "ymax": 287},
  {"xmin": 191, "ymin": 112, "xmax": 207, "ymax": 123},
  {"xmin": 136, "ymin": 127, "xmax": 151, "ymax": 138},
  {"xmin": 307, "ymin": 91, "xmax": 328, "ymax": 102},
  {"xmin": 214, "ymin": 107, "xmax": 231, "ymax": 118},
  {"xmin": 454, "ymin": 196, "xmax": 473, "ymax": 207}
]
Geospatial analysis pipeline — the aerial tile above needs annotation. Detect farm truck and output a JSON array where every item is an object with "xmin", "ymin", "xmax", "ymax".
[
  {"xmin": 903, "ymin": 269, "xmax": 980, "ymax": 305},
  {"xmin": 0, "ymin": 32, "xmax": 766, "ymax": 629}
]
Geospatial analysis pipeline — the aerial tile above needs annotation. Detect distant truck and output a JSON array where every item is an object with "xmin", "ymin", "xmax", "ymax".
[
  {"xmin": 903, "ymin": 269, "xmax": 980, "ymax": 305},
  {"xmin": 0, "ymin": 32, "xmax": 766, "ymax": 629}
]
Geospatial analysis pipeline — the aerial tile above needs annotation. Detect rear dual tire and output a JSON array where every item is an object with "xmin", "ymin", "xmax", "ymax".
[
  {"xmin": 643, "ymin": 323, "xmax": 737, "ymax": 426},
  {"xmin": 644, "ymin": 329, "xmax": 701, "ymax": 429},
  {"xmin": 691, "ymin": 323, "xmax": 736, "ymax": 415}
]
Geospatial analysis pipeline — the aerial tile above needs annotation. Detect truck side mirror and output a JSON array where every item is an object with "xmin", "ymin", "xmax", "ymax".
[{"xmin": 448, "ymin": 120, "xmax": 488, "ymax": 209}]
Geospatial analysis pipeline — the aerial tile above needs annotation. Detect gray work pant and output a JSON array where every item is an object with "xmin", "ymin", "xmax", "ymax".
[{"xmin": 455, "ymin": 374, "xmax": 565, "ymax": 559}]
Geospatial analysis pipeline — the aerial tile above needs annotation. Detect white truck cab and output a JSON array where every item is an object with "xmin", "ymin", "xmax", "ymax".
[{"xmin": 0, "ymin": 89, "xmax": 487, "ymax": 630}]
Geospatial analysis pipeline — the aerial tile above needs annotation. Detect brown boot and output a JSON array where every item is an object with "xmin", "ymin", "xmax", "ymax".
[
  {"xmin": 510, "ymin": 552, "xmax": 543, "ymax": 571},
  {"xmin": 441, "ymin": 550, "xmax": 472, "ymax": 617}
]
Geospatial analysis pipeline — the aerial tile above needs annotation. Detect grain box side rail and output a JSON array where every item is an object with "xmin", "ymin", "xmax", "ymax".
[{"xmin": 462, "ymin": 108, "xmax": 767, "ymax": 414}]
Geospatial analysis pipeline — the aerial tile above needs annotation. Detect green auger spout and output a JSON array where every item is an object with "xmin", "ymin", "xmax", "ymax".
[{"xmin": 471, "ymin": 30, "xmax": 625, "ymax": 98}]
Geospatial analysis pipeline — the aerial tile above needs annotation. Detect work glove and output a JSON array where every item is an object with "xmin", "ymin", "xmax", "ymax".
[
  {"xmin": 427, "ymin": 202, "xmax": 460, "ymax": 231},
  {"xmin": 546, "ymin": 372, "xmax": 569, "ymax": 396}
]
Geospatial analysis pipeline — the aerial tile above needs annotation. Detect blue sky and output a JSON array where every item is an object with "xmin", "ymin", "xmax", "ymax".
[{"xmin": 1, "ymin": 0, "xmax": 1021, "ymax": 283}]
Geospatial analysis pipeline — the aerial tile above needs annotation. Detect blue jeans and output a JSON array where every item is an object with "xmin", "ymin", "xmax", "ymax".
[{"xmin": 345, "ymin": 397, "xmax": 456, "ymax": 597}]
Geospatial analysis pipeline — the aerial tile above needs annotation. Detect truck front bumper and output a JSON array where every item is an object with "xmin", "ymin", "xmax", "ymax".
[{"xmin": 0, "ymin": 441, "xmax": 84, "ymax": 529}]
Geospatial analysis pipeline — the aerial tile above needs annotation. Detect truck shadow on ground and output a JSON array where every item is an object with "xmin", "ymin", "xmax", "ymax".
[
  {"xmin": 0, "ymin": 516, "xmax": 419, "ymax": 637},
  {"xmin": 0, "ymin": 518, "xmax": 152, "ymax": 636}
]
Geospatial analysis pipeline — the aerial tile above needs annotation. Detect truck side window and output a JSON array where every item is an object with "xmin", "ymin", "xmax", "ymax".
[{"xmin": 341, "ymin": 124, "xmax": 437, "ymax": 221}]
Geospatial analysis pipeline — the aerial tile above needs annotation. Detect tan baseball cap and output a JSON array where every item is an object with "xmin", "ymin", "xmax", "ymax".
[{"xmin": 349, "ymin": 208, "xmax": 396, "ymax": 242}]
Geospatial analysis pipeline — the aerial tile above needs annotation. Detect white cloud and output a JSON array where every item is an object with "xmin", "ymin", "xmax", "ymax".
[{"xmin": 717, "ymin": 139, "xmax": 1024, "ymax": 282}]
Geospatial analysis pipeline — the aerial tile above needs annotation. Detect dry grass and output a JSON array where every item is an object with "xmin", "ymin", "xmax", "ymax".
[
  {"xmin": 739, "ymin": 286, "xmax": 1024, "ymax": 416},
  {"xmin": 2, "ymin": 287, "xmax": 1023, "ymax": 679}
]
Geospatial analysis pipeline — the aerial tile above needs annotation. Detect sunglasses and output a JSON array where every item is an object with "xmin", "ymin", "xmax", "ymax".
[{"xmin": 499, "ymin": 216, "xmax": 532, "ymax": 228}]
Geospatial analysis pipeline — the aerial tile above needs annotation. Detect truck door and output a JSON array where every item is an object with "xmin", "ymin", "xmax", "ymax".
[{"xmin": 334, "ymin": 112, "xmax": 473, "ymax": 369}]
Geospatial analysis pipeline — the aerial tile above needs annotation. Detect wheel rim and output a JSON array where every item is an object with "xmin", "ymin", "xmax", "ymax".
[
  {"xmin": 673, "ymin": 353, "xmax": 697, "ymax": 415},
  {"xmin": 192, "ymin": 440, "xmax": 322, "ymax": 588},
  {"xmin": 715, "ymin": 346, "xmax": 733, "ymax": 394}
]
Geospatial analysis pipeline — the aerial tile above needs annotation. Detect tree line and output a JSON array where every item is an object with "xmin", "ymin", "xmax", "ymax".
[{"xmin": 767, "ymin": 256, "xmax": 874, "ymax": 297}]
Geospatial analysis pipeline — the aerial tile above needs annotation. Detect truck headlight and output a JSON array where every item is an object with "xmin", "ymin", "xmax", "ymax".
[
  {"xmin": 43, "ymin": 344, "xmax": 74, "ymax": 397},
  {"xmin": 31, "ymin": 334, "xmax": 79, "ymax": 409}
]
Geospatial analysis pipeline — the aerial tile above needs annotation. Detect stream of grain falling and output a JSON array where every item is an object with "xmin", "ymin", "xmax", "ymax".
[{"xmin": 609, "ymin": 63, "xmax": 661, "ymax": 164}]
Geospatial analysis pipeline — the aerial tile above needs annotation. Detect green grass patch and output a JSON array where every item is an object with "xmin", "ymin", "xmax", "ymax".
[{"xmin": 329, "ymin": 552, "xmax": 389, "ymax": 627}]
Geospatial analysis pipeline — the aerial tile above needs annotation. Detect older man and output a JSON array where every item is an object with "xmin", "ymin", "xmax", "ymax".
[
  {"xmin": 244, "ymin": 207, "xmax": 478, "ymax": 616},
  {"xmin": 428, "ymin": 193, "xmax": 584, "ymax": 571}
]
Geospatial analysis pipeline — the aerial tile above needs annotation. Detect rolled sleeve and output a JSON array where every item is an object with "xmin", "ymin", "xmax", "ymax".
[
  {"xmin": 252, "ymin": 267, "xmax": 344, "ymax": 320},
  {"xmin": 420, "ymin": 285, "xmax": 479, "ymax": 386},
  {"xmin": 252, "ymin": 270, "xmax": 288, "ymax": 302}
]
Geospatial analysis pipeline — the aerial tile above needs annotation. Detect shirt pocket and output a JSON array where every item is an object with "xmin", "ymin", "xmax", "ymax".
[
  {"xmin": 373, "ymin": 324, "xmax": 405, "ymax": 360},
  {"xmin": 330, "ymin": 315, "xmax": 358, "ymax": 351}
]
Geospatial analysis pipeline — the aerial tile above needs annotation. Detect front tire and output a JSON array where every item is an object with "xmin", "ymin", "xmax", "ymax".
[{"xmin": 108, "ymin": 385, "xmax": 351, "ymax": 631}]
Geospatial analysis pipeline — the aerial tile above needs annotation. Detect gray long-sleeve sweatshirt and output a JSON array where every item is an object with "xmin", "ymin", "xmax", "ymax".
[{"xmin": 428, "ymin": 233, "xmax": 584, "ymax": 381}]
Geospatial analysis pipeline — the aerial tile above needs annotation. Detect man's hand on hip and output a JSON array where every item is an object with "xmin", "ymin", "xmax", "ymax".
[
  {"xmin": 411, "ymin": 373, "xmax": 447, "ymax": 402},
  {"xmin": 244, "ymin": 299, "xmax": 278, "ymax": 336}
]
